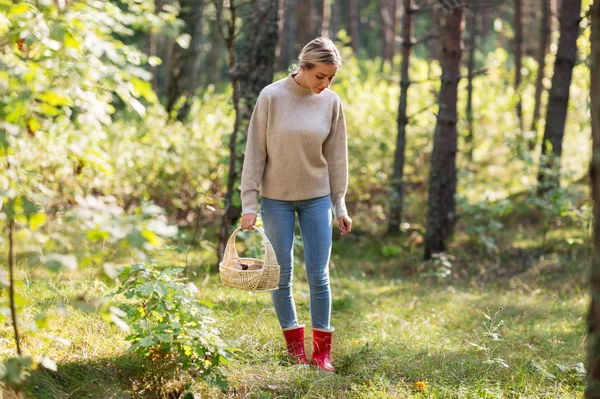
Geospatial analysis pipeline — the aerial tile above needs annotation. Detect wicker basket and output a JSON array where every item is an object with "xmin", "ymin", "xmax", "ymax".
[{"xmin": 219, "ymin": 226, "xmax": 280, "ymax": 292}]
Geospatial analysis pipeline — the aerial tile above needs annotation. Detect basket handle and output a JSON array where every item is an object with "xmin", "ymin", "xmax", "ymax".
[{"xmin": 223, "ymin": 226, "xmax": 277, "ymax": 265}]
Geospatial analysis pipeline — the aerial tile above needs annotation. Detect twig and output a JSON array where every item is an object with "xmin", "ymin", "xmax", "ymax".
[{"xmin": 407, "ymin": 101, "xmax": 438, "ymax": 120}]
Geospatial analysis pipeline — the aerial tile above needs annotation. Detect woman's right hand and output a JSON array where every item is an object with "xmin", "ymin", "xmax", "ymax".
[{"xmin": 241, "ymin": 213, "xmax": 257, "ymax": 230}]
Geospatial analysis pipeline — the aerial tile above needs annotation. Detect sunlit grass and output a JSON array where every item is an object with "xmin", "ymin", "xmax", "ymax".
[{"xmin": 4, "ymin": 221, "xmax": 583, "ymax": 398}]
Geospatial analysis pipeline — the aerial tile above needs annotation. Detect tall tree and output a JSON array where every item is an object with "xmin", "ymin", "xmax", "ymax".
[
  {"xmin": 587, "ymin": 1, "xmax": 600, "ymax": 396},
  {"xmin": 166, "ymin": 0, "xmax": 206, "ymax": 121},
  {"xmin": 330, "ymin": 0, "xmax": 342, "ymax": 39},
  {"xmin": 514, "ymin": 0, "xmax": 524, "ymax": 132},
  {"xmin": 312, "ymin": 0, "xmax": 324, "ymax": 37},
  {"xmin": 349, "ymin": 0, "xmax": 360, "ymax": 53},
  {"xmin": 525, "ymin": 0, "xmax": 539, "ymax": 57},
  {"xmin": 380, "ymin": 0, "xmax": 398, "ymax": 66},
  {"xmin": 216, "ymin": 0, "xmax": 280, "ymax": 263},
  {"xmin": 297, "ymin": 0, "xmax": 312, "ymax": 50},
  {"xmin": 465, "ymin": 9, "xmax": 478, "ymax": 161},
  {"xmin": 278, "ymin": 0, "xmax": 297, "ymax": 70},
  {"xmin": 321, "ymin": 0, "xmax": 332, "ymax": 37},
  {"xmin": 275, "ymin": 0, "xmax": 287, "ymax": 70},
  {"xmin": 387, "ymin": 0, "xmax": 416, "ymax": 235},
  {"xmin": 537, "ymin": 0, "xmax": 582, "ymax": 193},
  {"xmin": 205, "ymin": 12, "xmax": 224, "ymax": 86},
  {"xmin": 424, "ymin": 5, "xmax": 464, "ymax": 260},
  {"xmin": 530, "ymin": 0, "xmax": 552, "ymax": 138}
]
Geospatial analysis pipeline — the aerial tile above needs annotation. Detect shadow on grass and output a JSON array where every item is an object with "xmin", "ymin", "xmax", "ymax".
[{"xmin": 26, "ymin": 353, "xmax": 196, "ymax": 399}]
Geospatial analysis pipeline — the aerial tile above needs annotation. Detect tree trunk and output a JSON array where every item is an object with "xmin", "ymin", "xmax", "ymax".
[
  {"xmin": 297, "ymin": 0, "xmax": 312, "ymax": 51},
  {"xmin": 480, "ymin": 6, "xmax": 493, "ymax": 40},
  {"xmin": 331, "ymin": 0, "xmax": 341, "ymax": 39},
  {"xmin": 205, "ymin": 14, "xmax": 224, "ymax": 86},
  {"xmin": 166, "ymin": 0, "xmax": 206, "ymax": 121},
  {"xmin": 349, "ymin": 0, "xmax": 360, "ymax": 53},
  {"xmin": 275, "ymin": 0, "xmax": 287, "ymax": 71},
  {"xmin": 525, "ymin": 0, "xmax": 539, "ymax": 57},
  {"xmin": 217, "ymin": 0, "xmax": 280, "ymax": 263},
  {"xmin": 465, "ymin": 10, "xmax": 478, "ymax": 162},
  {"xmin": 387, "ymin": 0, "xmax": 415, "ymax": 236},
  {"xmin": 537, "ymin": 0, "xmax": 582, "ymax": 193},
  {"xmin": 149, "ymin": 0, "xmax": 163, "ymax": 92},
  {"xmin": 321, "ymin": 0, "xmax": 331, "ymax": 37},
  {"xmin": 312, "ymin": 0, "xmax": 324, "ymax": 38},
  {"xmin": 530, "ymin": 0, "xmax": 552, "ymax": 138},
  {"xmin": 424, "ymin": 6, "xmax": 463, "ymax": 260},
  {"xmin": 586, "ymin": 1, "xmax": 600, "ymax": 397},
  {"xmin": 380, "ymin": 0, "xmax": 396, "ymax": 66},
  {"xmin": 427, "ymin": 3, "xmax": 441, "ymax": 61},
  {"xmin": 514, "ymin": 0, "xmax": 524, "ymax": 133},
  {"xmin": 280, "ymin": 0, "xmax": 297, "ymax": 70}
]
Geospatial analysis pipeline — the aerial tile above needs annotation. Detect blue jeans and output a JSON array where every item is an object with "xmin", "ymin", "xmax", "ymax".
[{"xmin": 260, "ymin": 195, "xmax": 333, "ymax": 331}]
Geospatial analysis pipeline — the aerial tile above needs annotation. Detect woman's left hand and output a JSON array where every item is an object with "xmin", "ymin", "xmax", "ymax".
[{"xmin": 337, "ymin": 215, "xmax": 352, "ymax": 235}]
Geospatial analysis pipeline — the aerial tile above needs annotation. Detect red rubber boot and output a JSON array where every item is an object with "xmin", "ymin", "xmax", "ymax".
[
  {"xmin": 282, "ymin": 326, "xmax": 308, "ymax": 364},
  {"xmin": 311, "ymin": 328, "xmax": 335, "ymax": 372}
]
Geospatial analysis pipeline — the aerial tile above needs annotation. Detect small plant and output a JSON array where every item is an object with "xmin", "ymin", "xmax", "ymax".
[
  {"xmin": 422, "ymin": 252, "xmax": 456, "ymax": 280},
  {"xmin": 112, "ymin": 261, "xmax": 232, "ymax": 388},
  {"xmin": 467, "ymin": 306, "xmax": 509, "ymax": 369},
  {"xmin": 456, "ymin": 196, "xmax": 513, "ymax": 254}
]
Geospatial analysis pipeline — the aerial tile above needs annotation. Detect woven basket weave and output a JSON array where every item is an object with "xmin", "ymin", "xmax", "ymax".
[{"xmin": 219, "ymin": 226, "xmax": 280, "ymax": 292}]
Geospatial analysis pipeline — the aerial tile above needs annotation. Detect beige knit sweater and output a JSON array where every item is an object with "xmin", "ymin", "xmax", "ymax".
[{"xmin": 240, "ymin": 74, "xmax": 348, "ymax": 219}]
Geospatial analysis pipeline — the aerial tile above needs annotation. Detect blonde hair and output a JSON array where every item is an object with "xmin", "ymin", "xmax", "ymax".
[{"xmin": 295, "ymin": 36, "xmax": 342, "ymax": 71}]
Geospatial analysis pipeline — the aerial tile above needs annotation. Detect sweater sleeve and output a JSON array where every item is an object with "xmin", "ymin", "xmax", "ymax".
[
  {"xmin": 240, "ymin": 93, "xmax": 269, "ymax": 215},
  {"xmin": 323, "ymin": 97, "xmax": 348, "ymax": 219}
]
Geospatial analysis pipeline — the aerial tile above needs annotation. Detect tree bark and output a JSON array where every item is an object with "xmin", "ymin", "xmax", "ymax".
[
  {"xmin": 424, "ymin": 6, "xmax": 463, "ymax": 260},
  {"xmin": 297, "ymin": 0, "xmax": 312, "ymax": 51},
  {"xmin": 166, "ymin": 0, "xmax": 206, "ymax": 121},
  {"xmin": 321, "ymin": 0, "xmax": 332, "ymax": 37},
  {"xmin": 514, "ymin": 0, "xmax": 524, "ymax": 133},
  {"xmin": 537, "ymin": 0, "xmax": 582, "ymax": 193},
  {"xmin": 480, "ymin": 6, "xmax": 493, "ymax": 40},
  {"xmin": 380, "ymin": 0, "xmax": 396, "ymax": 66},
  {"xmin": 530, "ymin": 0, "xmax": 552, "ymax": 138},
  {"xmin": 205, "ymin": 14, "xmax": 224, "ymax": 86},
  {"xmin": 331, "ymin": 0, "xmax": 342, "ymax": 39},
  {"xmin": 217, "ymin": 0, "xmax": 280, "ymax": 263},
  {"xmin": 280, "ymin": 0, "xmax": 297, "ymax": 70},
  {"xmin": 312, "ymin": 0, "xmax": 324, "ymax": 38},
  {"xmin": 427, "ymin": 2, "xmax": 441, "ymax": 61},
  {"xmin": 349, "ymin": 0, "xmax": 360, "ymax": 53},
  {"xmin": 387, "ymin": 0, "xmax": 415, "ymax": 235},
  {"xmin": 275, "ymin": 0, "xmax": 287, "ymax": 71},
  {"xmin": 465, "ymin": 10, "xmax": 478, "ymax": 162},
  {"xmin": 525, "ymin": 0, "xmax": 539, "ymax": 57},
  {"xmin": 587, "ymin": 1, "xmax": 600, "ymax": 396},
  {"xmin": 8, "ymin": 220, "xmax": 21, "ymax": 357}
]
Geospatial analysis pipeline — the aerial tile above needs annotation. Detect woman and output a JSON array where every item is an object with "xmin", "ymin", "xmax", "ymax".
[{"xmin": 240, "ymin": 36, "xmax": 352, "ymax": 373}]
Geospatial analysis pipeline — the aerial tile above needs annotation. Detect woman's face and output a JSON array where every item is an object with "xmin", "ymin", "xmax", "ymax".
[{"xmin": 301, "ymin": 63, "xmax": 338, "ymax": 94}]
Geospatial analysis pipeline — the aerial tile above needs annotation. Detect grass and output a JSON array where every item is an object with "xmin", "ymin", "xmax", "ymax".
[{"xmin": 0, "ymin": 214, "xmax": 590, "ymax": 398}]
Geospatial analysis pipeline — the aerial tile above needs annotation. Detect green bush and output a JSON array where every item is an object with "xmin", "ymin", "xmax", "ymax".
[{"xmin": 112, "ymin": 261, "xmax": 232, "ymax": 388}]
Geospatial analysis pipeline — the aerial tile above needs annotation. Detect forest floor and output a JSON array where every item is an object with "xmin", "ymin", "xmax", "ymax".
[{"xmin": 6, "ymin": 212, "xmax": 589, "ymax": 398}]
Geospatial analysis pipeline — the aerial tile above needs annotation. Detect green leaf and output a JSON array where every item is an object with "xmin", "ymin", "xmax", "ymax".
[
  {"xmin": 39, "ymin": 91, "xmax": 72, "ymax": 107},
  {"xmin": 141, "ymin": 229, "xmax": 162, "ymax": 246},
  {"xmin": 136, "ymin": 282, "xmax": 154, "ymax": 296},
  {"xmin": 28, "ymin": 212, "xmax": 46, "ymax": 231},
  {"xmin": 86, "ymin": 229, "xmax": 110, "ymax": 242},
  {"xmin": 137, "ymin": 336, "xmax": 155, "ymax": 347},
  {"xmin": 44, "ymin": 254, "xmax": 77, "ymax": 272},
  {"xmin": 125, "ymin": 230, "xmax": 147, "ymax": 248},
  {"xmin": 9, "ymin": 3, "xmax": 31, "ymax": 16},
  {"xmin": 154, "ymin": 282, "xmax": 169, "ymax": 297}
]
